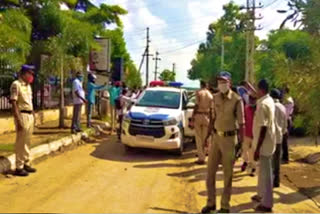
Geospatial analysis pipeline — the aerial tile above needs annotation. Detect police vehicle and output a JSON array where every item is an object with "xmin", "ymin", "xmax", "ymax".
[{"xmin": 121, "ymin": 84, "xmax": 195, "ymax": 155}]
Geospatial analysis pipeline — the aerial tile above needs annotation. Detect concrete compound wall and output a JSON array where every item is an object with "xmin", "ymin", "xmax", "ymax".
[{"xmin": 0, "ymin": 106, "xmax": 85, "ymax": 135}]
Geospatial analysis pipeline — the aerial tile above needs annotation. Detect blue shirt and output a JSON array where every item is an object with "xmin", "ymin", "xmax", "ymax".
[{"xmin": 87, "ymin": 82, "xmax": 106, "ymax": 104}]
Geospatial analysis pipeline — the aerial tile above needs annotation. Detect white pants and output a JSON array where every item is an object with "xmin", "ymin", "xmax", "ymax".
[{"xmin": 258, "ymin": 155, "xmax": 273, "ymax": 208}]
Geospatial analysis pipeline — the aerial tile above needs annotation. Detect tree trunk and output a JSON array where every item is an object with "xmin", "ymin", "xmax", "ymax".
[{"xmin": 59, "ymin": 59, "xmax": 65, "ymax": 128}]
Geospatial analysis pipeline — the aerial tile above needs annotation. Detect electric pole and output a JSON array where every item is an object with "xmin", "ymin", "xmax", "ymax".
[
  {"xmin": 244, "ymin": 0, "xmax": 263, "ymax": 83},
  {"xmin": 144, "ymin": 27, "xmax": 153, "ymax": 86},
  {"xmin": 153, "ymin": 51, "xmax": 161, "ymax": 81},
  {"xmin": 172, "ymin": 63, "xmax": 176, "ymax": 74}
]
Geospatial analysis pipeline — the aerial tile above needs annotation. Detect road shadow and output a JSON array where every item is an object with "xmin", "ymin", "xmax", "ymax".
[
  {"xmin": 198, "ymin": 186, "xmax": 257, "ymax": 197},
  {"xmin": 149, "ymin": 206, "xmax": 189, "ymax": 213},
  {"xmin": 229, "ymin": 186, "xmax": 320, "ymax": 213},
  {"xmin": 90, "ymin": 135, "xmax": 197, "ymax": 163}
]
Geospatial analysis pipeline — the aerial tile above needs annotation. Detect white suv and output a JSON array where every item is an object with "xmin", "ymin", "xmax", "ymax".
[{"xmin": 121, "ymin": 87, "xmax": 195, "ymax": 155}]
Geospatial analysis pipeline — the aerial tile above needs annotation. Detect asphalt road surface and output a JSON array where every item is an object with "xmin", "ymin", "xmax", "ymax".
[{"xmin": 0, "ymin": 135, "xmax": 319, "ymax": 213}]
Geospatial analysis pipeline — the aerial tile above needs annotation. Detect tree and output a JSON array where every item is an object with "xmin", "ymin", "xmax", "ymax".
[
  {"xmin": 278, "ymin": 0, "xmax": 320, "ymax": 35},
  {"xmin": 0, "ymin": 9, "xmax": 32, "ymax": 73},
  {"xmin": 0, "ymin": 0, "xmax": 129, "ymax": 128},
  {"xmin": 159, "ymin": 69, "xmax": 175, "ymax": 81},
  {"xmin": 257, "ymin": 29, "xmax": 320, "ymax": 145},
  {"xmin": 125, "ymin": 62, "xmax": 142, "ymax": 89},
  {"xmin": 188, "ymin": 2, "xmax": 248, "ymax": 85}
]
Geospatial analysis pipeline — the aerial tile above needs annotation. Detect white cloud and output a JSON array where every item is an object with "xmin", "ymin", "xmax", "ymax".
[{"xmin": 91, "ymin": 0, "xmax": 295, "ymax": 88}]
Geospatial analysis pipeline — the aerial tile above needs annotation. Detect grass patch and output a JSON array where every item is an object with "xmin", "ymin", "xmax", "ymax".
[{"xmin": 0, "ymin": 144, "xmax": 14, "ymax": 152}]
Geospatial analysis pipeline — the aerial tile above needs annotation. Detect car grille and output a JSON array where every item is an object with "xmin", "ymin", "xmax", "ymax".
[{"xmin": 129, "ymin": 119, "xmax": 165, "ymax": 138}]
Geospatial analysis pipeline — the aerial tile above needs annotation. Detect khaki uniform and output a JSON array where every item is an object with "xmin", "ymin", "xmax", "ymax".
[
  {"xmin": 10, "ymin": 78, "xmax": 34, "ymax": 169},
  {"xmin": 194, "ymin": 88, "xmax": 213, "ymax": 162},
  {"xmin": 206, "ymin": 90, "xmax": 244, "ymax": 209}
]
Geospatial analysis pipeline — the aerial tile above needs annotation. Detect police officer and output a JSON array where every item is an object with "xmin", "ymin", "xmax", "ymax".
[
  {"xmin": 201, "ymin": 72, "xmax": 245, "ymax": 213},
  {"xmin": 10, "ymin": 65, "xmax": 37, "ymax": 177},
  {"xmin": 192, "ymin": 80, "xmax": 213, "ymax": 165}
]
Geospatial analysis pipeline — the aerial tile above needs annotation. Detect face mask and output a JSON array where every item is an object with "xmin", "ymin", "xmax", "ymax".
[
  {"xmin": 77, "ymin": 76, "xmax": 83, "ymax": 82},
  {"xmin": 26, "ymin": 75, "xmax": 34, "ymax": 84},
  {"xmin": 218, "ymin": 83, "xmax": 230, "ymax": 94}
]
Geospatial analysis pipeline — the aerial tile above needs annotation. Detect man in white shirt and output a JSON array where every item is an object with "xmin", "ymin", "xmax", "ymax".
[
  {"xmin": 71, "ymin": 72, "xmax": 87, "ymax": 133},
  {"xmin": 282, "ymin": 87, "xmax": 294, "ymax": 164},
  {"xmin": 270, "ymin": 89, "xmax": 288, "ymax": 188},
  {"xmin": 251, "ymin": 79, "xmax": 276, "ymax": 212},
  {"xmin": 116, "ymin": 88, "xmax": 134, "ymax": 140}
]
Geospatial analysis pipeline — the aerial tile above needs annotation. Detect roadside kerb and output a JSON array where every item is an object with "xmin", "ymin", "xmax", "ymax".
[{"xmin": 0, "ymin": 128, "xmax": 95, "ymax": 174}]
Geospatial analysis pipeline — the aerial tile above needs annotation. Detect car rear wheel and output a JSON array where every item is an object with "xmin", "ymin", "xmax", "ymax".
[{"xmin": 124, "ymin": 144, "xmax": 134, "ymax": 153}]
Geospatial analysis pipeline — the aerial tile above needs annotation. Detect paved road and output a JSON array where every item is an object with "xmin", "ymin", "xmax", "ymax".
[{"xmin": 0, "ymin": 135, "xmax": 319, "ymax": 213}]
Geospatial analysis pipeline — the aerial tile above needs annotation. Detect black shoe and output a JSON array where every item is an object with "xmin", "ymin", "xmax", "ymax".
[
  {"xmin": 195, "ymin": 160, "xmax": 206, "ymax": 165},
  {"xmin": 274, "ymin": 182, "xmax": 280, "ymax": 188},
  {"xmin": 76, "ymin": 129, "xmax": 83, "ymax": 133},
  {"xmin": 24, "ymin": 165, "xmax": 36, "ymax": 173},
  {"xmin": 201, "ymin": 205, "xmax": 216, "ymax": 213},
  {"xmin": 282, "ymin": 160, "xmax": 289, "ymax": 164},
  {"xmin": 249, "ymin": 168, "xmax": 256, "ymax": 177},
  {"xmin": 14, "ymin": 168, "xmax": 29, "ymax": 177},
  {"xmin": 241, "ymin": 162, "xmax": 248, "ymax": 172},
  {"xmin": 218, "ymin": 208, "xmax": 229, "ymax": 213},
  {"xmin": 255, "ymin": 204, "xmax": 272, "ymax": 212},
  {"xmin": 251, "ymin": 195, "xmax": 262, "ymax": 202}
]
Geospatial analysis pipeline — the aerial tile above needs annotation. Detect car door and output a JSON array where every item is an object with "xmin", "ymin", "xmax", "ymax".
[{"xmin": 183, "ymin": 91, "xmax": 195, "ymax": 137}]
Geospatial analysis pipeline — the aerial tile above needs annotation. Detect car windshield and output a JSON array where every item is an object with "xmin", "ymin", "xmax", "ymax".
[{"xmin": 136, "ymin": 90, "xmax": 181, "ymax": 109}]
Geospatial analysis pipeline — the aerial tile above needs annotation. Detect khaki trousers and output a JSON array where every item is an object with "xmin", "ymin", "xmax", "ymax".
[
  {"xmin": 15, "ymin": 113, "xmax": 34, "ymax": 169},
  {"xmin": 110, "ymin": 105, "xmax": 116, "ymax": 131},
  {"xmin": 194, "ymin": 114, "xmax": 210, "ymax": 162},
  {"xmin": 206, "ymin": 134, "xmax": 236, "ymax": 209},
  {"xmin": 242, "ymin": 136, "xmax": 256, "ymax": 169}
]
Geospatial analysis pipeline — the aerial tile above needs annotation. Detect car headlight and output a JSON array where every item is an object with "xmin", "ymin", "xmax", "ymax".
[
  {"xmin": 123, "ymin": 114, "xmax": 131, "ymax": 123},
  {"xmin": 163, "ymin": 118, "xmax": 178, "ymax": 126}
]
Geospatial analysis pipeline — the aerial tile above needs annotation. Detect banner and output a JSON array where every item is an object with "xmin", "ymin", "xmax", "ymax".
[{"xmin": 90, "ymin": 38, "xmax": 111, "ymax": 72}]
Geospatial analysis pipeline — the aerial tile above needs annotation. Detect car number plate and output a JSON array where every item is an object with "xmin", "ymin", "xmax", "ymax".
[{"xmin": 136, "ymin": 135, "xmax": 154, "ymax": 142}]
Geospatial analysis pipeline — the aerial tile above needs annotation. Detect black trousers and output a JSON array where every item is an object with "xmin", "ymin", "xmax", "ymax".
[
  {"xmin": 273, "ymin": 144, "xmax": 282, "ymax": 185},
  {"xmin": 282, "ymin": 119, "xmax": 291, "ymax": 162}
]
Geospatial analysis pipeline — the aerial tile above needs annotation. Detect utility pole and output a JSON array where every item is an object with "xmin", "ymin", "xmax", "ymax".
[
  {"xmin": 172, "ymin": 63, "xmax": 176, "ymax": 81},
  {"xmin": 244, "ymin": 0, "xmax": 263, "ymax": 83},
  {"xmin": 172, "ymin": 63, "xmax": 176, "ymax": 74},
  {"xmin": 221, "ymin": 32, "xmax": 225, "ymax": 71},
  {"xmin": 144, "ymin": 27, "xmax": 153, "ymax": 86},
  {"xmin": 153, "ymin": 51, "xmax": 161, "ymax": 81}
]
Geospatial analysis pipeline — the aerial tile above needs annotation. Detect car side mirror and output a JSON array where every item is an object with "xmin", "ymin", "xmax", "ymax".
[{"xmin": 186, "ymin": 102, "xmax": 195, "ymax": 109}]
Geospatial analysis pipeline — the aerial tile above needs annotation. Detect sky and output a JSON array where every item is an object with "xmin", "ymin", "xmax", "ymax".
[{"xmin": 92, "ymin": 0, "xmax": 292, "ymax": 87}]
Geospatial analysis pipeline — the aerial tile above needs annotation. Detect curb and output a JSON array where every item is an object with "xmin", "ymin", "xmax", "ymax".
[{"xmin": 0, "ymin": 128, "xmax": 95, "ymax": 174}]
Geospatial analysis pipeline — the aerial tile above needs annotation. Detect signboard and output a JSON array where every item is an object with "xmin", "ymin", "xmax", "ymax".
[{"xmin": 90, "ymin": 38, "xmax": 111, "ymax": 72}]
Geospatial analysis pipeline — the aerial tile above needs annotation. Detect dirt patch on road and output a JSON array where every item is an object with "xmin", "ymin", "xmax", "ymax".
[{"xmin": 281, "ymin": 137, "xmax": 320, "ymax": 209}]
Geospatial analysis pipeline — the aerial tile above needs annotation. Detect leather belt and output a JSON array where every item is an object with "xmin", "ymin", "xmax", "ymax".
[
  {"xmin": 20, "ymin": 110, "xmax": 33, "ymax": 114},
  {"xmin": 214, "ymin": 129, "xmax": 237, "ymax": 137},
  {"xmin": 195, "ymin": 112, "xmax": 210, "ymax": 115}
]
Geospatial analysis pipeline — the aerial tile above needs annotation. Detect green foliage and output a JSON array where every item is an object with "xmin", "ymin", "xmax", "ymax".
[
  {"xmin": 159, "ymin": 69, "xmax": 175, "ymax": 81},
  {"xmin": 266, "ymin": 31, "xmax": 320, "ymax": 143},
  {"xmin": 125, "ymin": 62, "xmax": 142, "ymax": 89},
  {"xmin": 279, "ymin": 0, "xmax": 320, "ymax": 35},
  {"xmin": 0, "ymin": 9, "xmax": 31, "ymax": 73},
  {"xmin": 188, "ymin": 2, "xmax": 247, "ymax": 85},
  {"xmin": 101, "ymin": 28, "xmax": 141, "ymax": 88}
]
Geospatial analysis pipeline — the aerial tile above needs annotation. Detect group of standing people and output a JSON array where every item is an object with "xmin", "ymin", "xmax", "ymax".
[
  {"xmin": 191, "ymin": 71, "xmax": 294, "ymax": 213},
  {"xmin": 9, "ymin": 65, "xmax": 141, "ymax": 177},
  {"xmin": 71, "ymin": 72, "xmax": 141, "ymax": 137}
]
